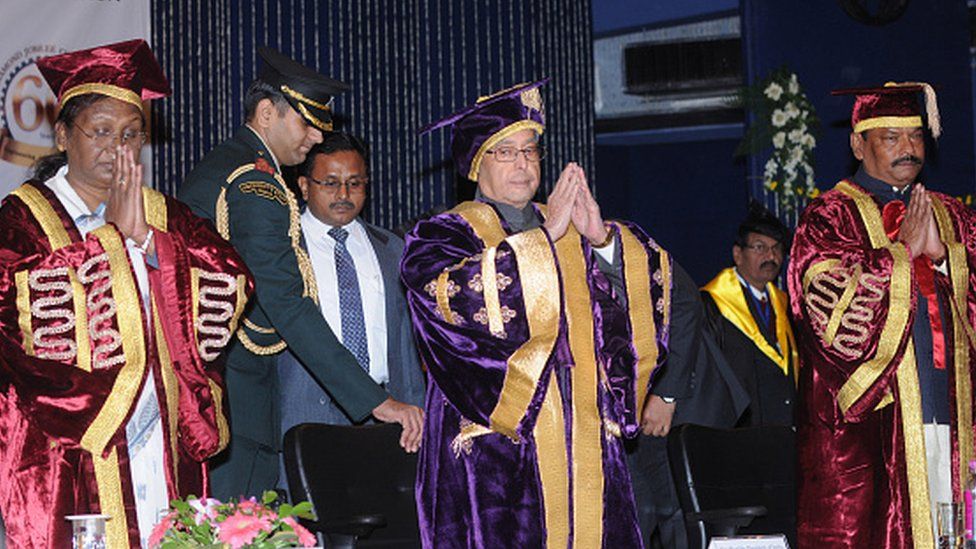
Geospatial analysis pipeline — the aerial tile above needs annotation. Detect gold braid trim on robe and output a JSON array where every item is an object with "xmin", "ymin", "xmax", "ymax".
[
  {"xmin": 80, "ymin": 225, "xmax": 147, "ymax": 458},
  {"xmin": 10, "ymin": 185, "xmax": 72, "ymax": 250},
  {"xmin": 703, "ymin": 267, "xmax": 796, "ymax": 378},
  {"xmin": 833, "ymin": 181, "xmax": 913, "ymax": 416},
  {"xmin": 450, "ymin": 202, "xmax": 559, "ymax": 437},
  {"xmin": 614, "ymin": 223, "xmax": 666, "ymax": 428},
  {"xmin": 92, "ymin": 448, "xmax": 129, "ymax": 547},
  {"xmin": 153, "ymin": 300, "xmax": 181, "ymax": 487},
  {"xmin": 141, "ymin": 188, "xmax": 168, "ymax": 232},
  {"xmin": 896, "ymin": 343, "xmax": 934, "ymax": 548},
  {"xmin": 556, "ymin": 225, "xmax": 604, "ymax": 548},
  {"xmin": 450, "ymin": 201, "xmax": 569, "ymax": 547},
  {"xmin": 15, "ymin": 271, "xmax": 33, "ymax": 355},
  {"xmin": 931, "ymin": 197, "xmax": 974, "ymax": 496}
]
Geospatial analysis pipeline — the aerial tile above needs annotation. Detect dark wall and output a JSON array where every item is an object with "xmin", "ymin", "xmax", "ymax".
[
  {"xmin": 592, "ymin": 0, "xmax": 975, "ymax": 285},
  {"xmin": 742, "ymin": 0, "xmax": 975, "ymax": 198},
  {"xmin": 598, "ymin": 137, "xmax": 748, "ymax": 285},
  {"xmin": 151, "ymin": 0, "xmax": 595, "ymax": 231},
  {"xmin": 592, "ymin": 0, "xmax": 738, "ymax": 35}
]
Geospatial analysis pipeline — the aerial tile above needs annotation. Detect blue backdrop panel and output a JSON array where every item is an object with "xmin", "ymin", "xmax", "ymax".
[
  {"xmin": 597, "ymin": 137, "xmax": 748, "ymax": 285},
  {"xmin": 742, "ymin": 0, "xmax": 974, "ymax": 199},
  {"xmin": 150, "ymin": 0, "xmax": 594, "ymax": 231}
]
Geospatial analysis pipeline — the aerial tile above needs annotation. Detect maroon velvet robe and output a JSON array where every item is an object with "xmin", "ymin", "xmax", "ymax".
[
  {"xmin": 0, "ymin": 181, "xmax": 252, "ymax": 547},
  {"xmin": 401, "ymin": 201, "xmax": 671, "ymax": 548},
  {"xmin": 788, "ymin": 180, "xmax": 976, "ymax": 548}
]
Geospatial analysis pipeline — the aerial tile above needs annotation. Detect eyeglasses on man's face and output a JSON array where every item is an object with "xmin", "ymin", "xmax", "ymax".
[
  {"xmin": 742, "ymin": 241, "xmax": 785, "ymax": 256},
  {"xmin": 307, "ymin": 176, "xmax": 369, "ymax": 193},
  {"xmin": 485, "ymin": 145, "xmax": 546, "ymax": 163},
  {"xmin": 72, "ymin": 124, "xmax": 147, "ymax": 149}
]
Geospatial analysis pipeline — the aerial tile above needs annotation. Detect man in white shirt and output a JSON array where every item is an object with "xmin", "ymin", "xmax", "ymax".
[{"xmin": 278, "ymin": 133, "xmax": 425, "ymax": 443}]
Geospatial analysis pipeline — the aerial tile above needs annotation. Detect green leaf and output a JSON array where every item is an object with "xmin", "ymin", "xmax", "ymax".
[{"xmin": 290, "ymin": 501, "xmax": 315, "ymax": 519}]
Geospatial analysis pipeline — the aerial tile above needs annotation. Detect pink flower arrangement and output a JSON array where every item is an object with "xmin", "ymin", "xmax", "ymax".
[{"xmin": 149, "ymin": 491, "xmax": 317, "ymax": 548}]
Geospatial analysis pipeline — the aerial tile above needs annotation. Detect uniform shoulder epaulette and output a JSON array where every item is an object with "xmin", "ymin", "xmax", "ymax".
[{"xmin": 254, "ymin": 157, "xmax": 275, "ymax": 175}]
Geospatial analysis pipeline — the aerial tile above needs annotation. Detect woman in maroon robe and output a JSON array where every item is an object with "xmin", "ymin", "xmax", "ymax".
[{"xmin": 0, "ymin": 40, "xmax": 252, "ymax": 547}]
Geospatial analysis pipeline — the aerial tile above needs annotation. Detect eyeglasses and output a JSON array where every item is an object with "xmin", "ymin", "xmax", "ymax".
[
  {"xmin": 742, "ymin": 242, "xmax": 785, "ymax": 255},
  {"xmin": 72, "ymin": 124, "xmax": 146, "ymax": 148},
  {"xmin": 485, "ymin": 145, "xmax": 546, "ymax": 163},
  {"xmin": 307, "ymin": 176, "xmax": 369, "ymax": 194}
]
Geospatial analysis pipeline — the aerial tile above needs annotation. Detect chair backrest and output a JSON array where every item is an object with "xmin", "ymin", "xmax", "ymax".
[
  {"xmin": 667, "ymin": 423, "xmax": 796, "ymax": 549},
  {"xmin": 283, "ymin": 422, "xmax": 420, "ymax": 547}
]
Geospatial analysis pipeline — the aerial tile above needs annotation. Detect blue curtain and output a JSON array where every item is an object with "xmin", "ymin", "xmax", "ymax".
[{"xmin": 150, "ymin": 0, "xmax": 594, "ymax": 231}]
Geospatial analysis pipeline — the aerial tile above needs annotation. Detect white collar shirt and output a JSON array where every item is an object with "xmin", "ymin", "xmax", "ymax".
[{"xmin": 301, "ymin": 209, "xmax": 388, "ymax": 384}]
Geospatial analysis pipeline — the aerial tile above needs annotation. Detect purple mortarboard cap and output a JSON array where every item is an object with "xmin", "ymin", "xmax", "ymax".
[{"xmin": 419, "ymin": 78, "xmax": 549, "ymax": 181}]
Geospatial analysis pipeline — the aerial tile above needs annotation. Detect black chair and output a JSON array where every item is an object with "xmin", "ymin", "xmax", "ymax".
[
  {"xmin": 282, "ymin": 422, "xmax": 421, "ymax": 549},
  {"xmin": 666, "ymin": 424, "xmax": 796, "ymax": 549}
]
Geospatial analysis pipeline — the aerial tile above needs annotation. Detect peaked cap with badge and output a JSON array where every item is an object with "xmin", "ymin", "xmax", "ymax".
[
  {"xmin": 257, "ymin": 46, "xmax": 349, "ymax": 132},
  {"xmin": 420, "ymin": 78, "xmax": 548, "ymax": 181}
]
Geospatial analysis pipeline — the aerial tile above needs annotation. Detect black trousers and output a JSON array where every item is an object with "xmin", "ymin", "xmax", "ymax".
[{"xmin": 625, "ymin": 434, "xmax": 687, "ymax": 549}]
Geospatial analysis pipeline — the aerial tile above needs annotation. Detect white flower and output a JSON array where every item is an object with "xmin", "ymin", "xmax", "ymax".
[
  {"xmin": 790, "ymin": 146, "xmax": 804, "ymax": 163},
  {"xmin": 784, "ymin": 102, "xmax": 800, "ymax": 119},
  {"xmin": 789, "ymin": 74, "xmax": 799, "ymax": 94},
  {"xmin": 764, "ymin": 158, "xmax": 778, "ymax": 178},
  {"xmin": 799, "ymin": 161, "xmax": 813, "ymax": 176},
  {"xmin": 788, "ymin": 129, "xmax": 803, "ymax": 143},
  {"xmin": 806, "ymin": 172, "xmax": 815, "ymax": 187},
  {"xmin": 764, "ymin": 82, "xmax": 784, "ymax": 101},
  {"xmin": 772, "ymin": 132, "xmax": 786, "ymax": 149},
  {"xmin": 784, "ymin": 181, "xmax": 794, "ymax": 194},
  {"xmin": 771, "ymin": 109, "xmax": 788, "ymax": 127},
  {"xmin": 189, "ymin": 498, "xmax": 221, "ymax": 525},
  {"xmin": 803, "ymin": 134, "xmax": 816, "ymax": 148}
]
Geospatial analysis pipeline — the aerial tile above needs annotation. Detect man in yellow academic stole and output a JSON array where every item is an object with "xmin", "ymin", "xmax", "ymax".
[
  {"xmin": 702, "ymin": 202, "xmax": 797, "ymax": 428},
  {"xmin": 404, "ymin": 78, "xmax": 671, "ymax": 548},
  {"xmin": 789, "ymin": 82, "xmax": 976, "ymax": 548}
]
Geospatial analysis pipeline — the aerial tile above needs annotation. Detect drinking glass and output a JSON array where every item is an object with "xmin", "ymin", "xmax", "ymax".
[
  {"xmin": 66, "ymin": 514, "xmax": 109, "ymax": 549},
  {"xmin": 939, "ymin": 503, "xmax": 964, "ymax": 549}
]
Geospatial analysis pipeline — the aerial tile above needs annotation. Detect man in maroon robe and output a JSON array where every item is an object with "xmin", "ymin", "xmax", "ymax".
[
  {"xmin": 789, "ymin": 82, "xmax": 976, "ymax": 547},
  {"xmin": 404, "ymin": 79, "xmax": 671, "ymax": 548}
]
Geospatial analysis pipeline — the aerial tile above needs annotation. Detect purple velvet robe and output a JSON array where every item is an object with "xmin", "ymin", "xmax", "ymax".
[{"xmin": 401, "ymin": 201, "xmax": 671, "ymax": 548}]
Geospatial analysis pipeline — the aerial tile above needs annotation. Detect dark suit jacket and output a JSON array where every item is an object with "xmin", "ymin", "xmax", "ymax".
[
  {"xmin": 702, "ymin": 284, "xmax": 795, "ymax": 427},
  {"xmin": 651, "ymin": 262, "xmax": 749, "ymax": 428},
  {"xmin": 178, "ymin": 128, "xmax": 388, "ymax": 497},
  {"xmin": 279, "ymin": 220, "xmax": 425, "ymax": 431}
]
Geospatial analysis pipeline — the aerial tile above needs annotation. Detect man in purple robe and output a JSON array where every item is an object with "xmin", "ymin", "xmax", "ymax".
[{"xmin": 402, "ymin": 79, "xmax": 671, "ymax": 548}]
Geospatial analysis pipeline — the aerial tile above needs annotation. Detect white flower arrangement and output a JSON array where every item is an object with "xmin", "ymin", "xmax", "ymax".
[{"xmin": 735, "ymin": 68, "xmax": 821, "ymax": 210}]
